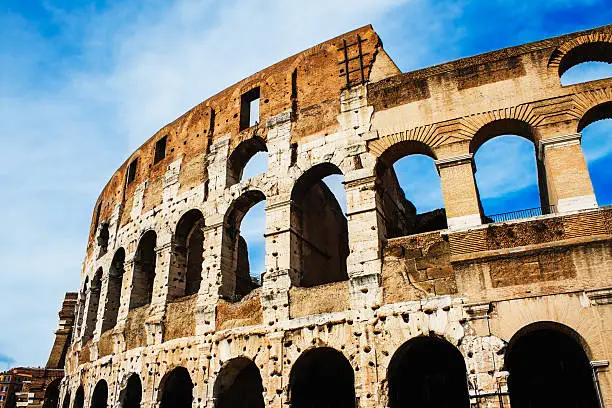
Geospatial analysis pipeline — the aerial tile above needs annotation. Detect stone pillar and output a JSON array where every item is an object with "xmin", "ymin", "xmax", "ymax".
[
  {"xmin": 345, "ymin": 176, "xmax": 385, "ymax": 321},
  {"xmin": 435, "ymin": 154, "xmax": 482, "ymax": 229},
  {"xmin": 93, "ymin": 274, "xmax": 111, "ymax": 340},
  {"xmin": 195, "ymin": 221, "xmax": 224, "ymax": 335},
  {"xmin": 145, "ymin": 241, "xmax": 173, "ymax": 345},
  {"xmin": 80, "ymin": 283, "xmax": 101, "ymax": 345},
  {"xmin": 538, "ymin": 133, "xmax": 597, "ymax": 212},
  {"xmin": 112, "ymin": 257, "xmax": 136, "ymax": 352}
]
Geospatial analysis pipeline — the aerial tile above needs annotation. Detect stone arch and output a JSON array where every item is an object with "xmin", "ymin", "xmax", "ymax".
[
  {"xmin": 130, "ymin": 230, "xmax": 157, "ymax": 310},
  {"xmin": 118, "ymin": 374, "xmax": 142, "ymax": 408},
  {"xmin": 469, "ymin": 118, "xmax": 550, "ymax": 217},
  {"xmin": 74, "ymin": 386, "xmax": 84, "ymax": 408},
  {"xmin": 548, "ymin": 32, "xmax": 612, "ymax": 77},
  {"xmin": 227, "ymin": 136, "xmax": 268, "ymax": 186},
  {"xmin": 83, "ymin": 268, "xmax": 103, "ymax": 341},
  {"xmin": 220, "ymin": 190, "xmax": 265, "ymax": 300},
  {"xmin": 213, "ymin": 357, "xmax": 264, "ymax": 408},
  {"xmin": 387, "ymin": 335, "xmax": 469, "ymax": 408},
  {"xmin": 505, "ymin": 321, "xmax": 599, "ymax": 408},
  {"xmin": 173, "ymin": 209, "xmax": 205, "ymax": 298},
  {"xmin": 290, "ymin": 162, "xmax": 349, "ymax": 287},
  {"xmin": 43, "ymin": 379, "xmax": 61, "ymax": 408},
  {"xmin": 158, "ymin": 367, "xmax": 193, "ymax": 408},
  {"xmin": 289, "ymin": 347, "xmax": 355, "ymax": 408},
  {"xmin": 90, "ymin": 380, "xmax": 108, "ymax": 408},
  {"xmin": 102, "ymin": 248, "xmax": 125, "ymax": 332},
  {"xmin": 578, "ymin": 100, "xmax": 612, "ymax": 132},
  {"xmin": 375, "ymin": 140, "xmax": 446, "ymax": 238}
]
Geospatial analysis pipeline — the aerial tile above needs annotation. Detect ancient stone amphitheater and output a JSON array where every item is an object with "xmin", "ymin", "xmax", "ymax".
[{"xmin": 60, "ymin": 24, "xmax": 612, "ymax": 408}]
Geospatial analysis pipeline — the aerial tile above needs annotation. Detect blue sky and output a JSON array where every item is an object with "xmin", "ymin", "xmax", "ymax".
[{"xmin": 1, "ymin": 0, "xmax": 611, "ymax": 367}]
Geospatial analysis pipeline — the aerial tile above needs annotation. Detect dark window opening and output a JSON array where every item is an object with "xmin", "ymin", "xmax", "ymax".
[
  {"xmin": 91, "ymin": 381, "xmax": 108, "ymax": 408},
  {"xmin": 221, "ymin": 190, "xmax": 265, "ymax": 301},
  {"xmin": 102, "ymin": 248, "xmax": 125, "ymax": 332},
  {"xmin": 93, "ymin": 203, "xmax": 102, "ymax": 234},
  {"xmin": 154, "ymin": 135, "xmax": 168, "ymax": 164},
  {"xmin": 388, "ymin": 336, "xmax": 469, "ymax": 408},
  {"xmin": 174, "ymin": 210, "xmax": 205, "ymax": 298},
  {"xmin": 83, "ymin": 269, "xmax": 103, "ymax": 342},
  {"xmin": 290, "ymin": 163, "xmax": 349, "ymax": 287},
  {"xmin": 97, "ymin": 223, "xmax": 109, "ymax": 256},
  {"xmin": 126, "ymin": 159, "xmax": 138, "ymax": 185},
  {"xmin": 506, "ymin": 322, "xmax": 598, "ymax": 408},
  {"xmin": 42, "ymin": 379, "xmax": 60, "ymax": 408},
  {"xmin": 61, "ymin": 392, "xmax": 70, "ymax": 408},
  {"xmin": 289, "ymin": 347, "xmax": 355, "ymax": 408},
  {"xmin": 291, "ymin": 68, "xmax": 298, "ymax": 99},
  {"xmin": 119, "ymin": 374, "xmax": 142, "ymax": 408},
  {"xmin": 377, "ymin": 140, "xmax": 447, "ymax": 239},
  {"xmin": 130, "ymin": 231, "xmax": 156, "ymax": 309},
  {"xmin": 159, "ymin": 368, "xmax": 193, "ymax": 408},
  {"xmin": 226, "ymin": 137, "xmax": 268, "ymax": 186},
  {"xmin": 73, "ymin": 387, "xmax": 84, "ymax": 408},
  {"xmin": 240, "ymin": 87, "xmax": 260, "ymax": 130},
  {"xmin": 214, "ymin": 358, "xmax": 264, "ymax": 408}
]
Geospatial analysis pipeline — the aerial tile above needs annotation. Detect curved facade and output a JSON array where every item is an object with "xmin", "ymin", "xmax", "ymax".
[{"xmin": 61, "ymin": 24, "xmax": 612, "ymax": 408}]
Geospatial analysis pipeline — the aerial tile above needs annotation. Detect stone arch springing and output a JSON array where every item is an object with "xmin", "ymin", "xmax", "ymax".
[
  {"xmin": 90, "ymin": 381, "xmax": 108, "ymax": 408},
  {"xmin": 159, "ymin": 367, "xmax": 193, "ymax": 408},
  {"xmin": 289, "ymin": 347, "xmax": 355, "ymax": 408},
  {"xmin": 83, "ymin": 269, "xmax": 103, "ymax": 341},
  {"xmin": 290, "ymin": 162, "xmax": 349, "ymax": 287},
  {"xmin": 173, "ymin": 209, "xmax": 205, "ymax": 298},
  {"xmin": 213, "ymin": 357, "xmax": 264, "ymax": 408},
  {"xmin": 119, "ymin": 374, "xmax": 142, "ymax": 408},
  {"xmin": 505, "ymin": 321, "xmax": 599, "ymax": 408},
  {"xmin": 221, "ymin": 190, "xmax": 265, "ymax": 300},
  {"xmin": 387, "ymin": 335, "xmax": 469, "ymax": 408},
  {"xmin": 130, "ymin": 230, "xmax": 157, "ymax": 310},
  {"xmin": 74, "ymin": 386, "xmax": 84, "ymax": 408},
  {"xmin": 102, "ymin": 248, "xmax": 125, "ymax": 333},
  {"xmin": 376, "ymin": 140, "xmax": 446, "ymax": 238},
  {"xmin": 578, "ymin": 101, "xmax": 612, "ymax": 206},
  {"xmin": 42, "ymin": 379, "xmax": 61, "ymax": 408},
  {"xmin": 226, "ymin": 136, "xmax": 268, "ymax": 186},
  {"xmin": 470, "ymin": 119, "xmax": 549, "ymax": 221}
]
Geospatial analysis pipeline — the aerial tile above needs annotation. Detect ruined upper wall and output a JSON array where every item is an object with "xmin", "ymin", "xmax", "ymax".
[{"xmin": 87, "ymin": 25, "xmax": 399, "ymax": 253}]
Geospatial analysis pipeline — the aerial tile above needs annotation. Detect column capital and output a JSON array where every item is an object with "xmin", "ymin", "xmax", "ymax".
[
  {"xmin": 434, "ymin": 153, "xmax": 474, "ymax": 169},
  {"xmin": 538, "ymin": 132, "xmax": 582, "ymax": 160}
]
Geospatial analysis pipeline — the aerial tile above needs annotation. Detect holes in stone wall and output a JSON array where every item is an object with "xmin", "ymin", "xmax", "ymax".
[
  {"xmin": 289, "ymin": 347, "xmax": 355, "ymax": 408},
  {"xmin": 291, "ymin": 163, "xmax": 349, "ymax": 287},
  {"xmin": 388, "ymin": 336, "xmax": 469, "ymax": 408},
  {"xmin": 213, "ymin": 358, "xmax": 264, "ymax": 408},
  {"xmin": 240, "ymin": 87, "xmax": 261, "ymax": 131},
  {"xmin": 130, "ymin": 231, "xmax": 157, "ymax": 310}
]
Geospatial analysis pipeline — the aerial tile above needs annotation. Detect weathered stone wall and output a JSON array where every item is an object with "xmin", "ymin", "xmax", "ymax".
[{"xmin": 61, "ymin": 24, "xmax": 612, "ymax": 408}]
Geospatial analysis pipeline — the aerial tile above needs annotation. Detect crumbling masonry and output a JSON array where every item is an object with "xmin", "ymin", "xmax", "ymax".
[{"xmin": 60, "ymin": 24, "xmax": 612, "ymax": 408}]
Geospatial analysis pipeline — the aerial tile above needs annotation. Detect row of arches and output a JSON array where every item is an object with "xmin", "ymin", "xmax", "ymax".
[{"xmin": 63, "ymin": 322, "xmax": 600, "ymax": 408}]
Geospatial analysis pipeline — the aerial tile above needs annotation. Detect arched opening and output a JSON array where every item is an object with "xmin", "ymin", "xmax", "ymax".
[
  {"xmin": 289, "ymin": 347, "xmax": 355, "ymax": 408},
  {"xmin": 471, "ymin": 119, "xmax": 548, "ymax": 222},
  {"xmin": 62, "ymin": 391, "xmax": 71, "ymax": 408},
  {"xmin": 97, "ymin": 223, "xmax": 109, "ymax": 256},
  {"xmin": 130, "ymin": 230, "xmax": 157, "ymax": 310},
  {"xmin": 42, "ymin": 379, "xmax": 61, "ymax": 408},
  {"xmin": 579, "ymin": 102, "xmax": 612, "ymax": 206},
  {"xmin": 388, "ymin": 336, "xmax": 469, "ymax": 408},
  {"xmin": 102, "ymin": 248, "xmax": 125, "ymax": 332},
  {"xmin": 83, "ymin": 269, "xmax": 103, "ymax": 341},
  {"xmin": 221, "ymin": 190, "xmax": 265, "ymax": 300},
  {"xmin": 74, "ymin": 387, "xmax": 84, "ymax": 408},
  {"xmin": 290, "ymin": 163, "xmax": 349, "ymax": 287},
  {"xmin": 557, "ymin": 41, "xmax": 612, "ymax": 86},
  {"xmin": 377, "ymin": 140, "xmax": 446, "ymax": 238},
  {"xmin": 159, "ymin": 367, "xmax": 193, "ymax": 408},
  {"xmin": 213, "ymin": 357, "xmax": 264, "ymax": 408},
  {"xmin": 75, "ymin": 279, "xmax": 88, "ymax": 338},
  {"xmin": 227, "ymin": 137, "xmax": 268, "ymax": 186},
  {"xmin": 90, "ymin": 380, "xmax": 108, "ymax": 408},
  {"xmin": 119, "ymin": 374, "xmax": 142, "ymax": 408},
  {"xmin": 505, "ymin": 322, "xmax": 598, "ymax": 408},
  {"xmin": 174, "ymin": 210, "xmax": 205, "ymax": 298}
]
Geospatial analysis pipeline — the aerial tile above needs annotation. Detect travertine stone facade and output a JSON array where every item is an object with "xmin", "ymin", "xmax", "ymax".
[{"xmin": 61, "ymin": 24, "xmax": 612, "ymax": 408}]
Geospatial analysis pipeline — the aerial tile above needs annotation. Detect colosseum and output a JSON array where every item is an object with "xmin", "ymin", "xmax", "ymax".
[{"xmin": 60, "ymin": 24, "xmax": 612, "ymax": 408}]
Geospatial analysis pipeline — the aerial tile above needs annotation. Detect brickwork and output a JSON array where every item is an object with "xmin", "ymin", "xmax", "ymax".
[{"xmin": 62, "ymin": 24, "xmax": 612, "ymax": 408}]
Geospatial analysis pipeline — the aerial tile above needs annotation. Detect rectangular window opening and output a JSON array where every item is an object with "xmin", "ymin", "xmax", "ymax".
[
  {"xmin": 126, "ymin": 158, "xmax": 138, "ymax": 185},
  {"xmin": 154, "ymin": 135, "xmax": 168, "ymax": 164},
  {"xmin": 239, "ymin": 87, "xmax": 260, "ymax": 130}
]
